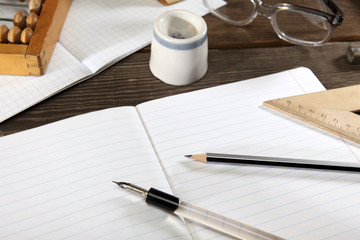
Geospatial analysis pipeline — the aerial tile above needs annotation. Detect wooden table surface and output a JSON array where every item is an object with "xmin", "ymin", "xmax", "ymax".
[{"xmin": 0, "ymin": 0, "xmax": 359, "ymax": 137}]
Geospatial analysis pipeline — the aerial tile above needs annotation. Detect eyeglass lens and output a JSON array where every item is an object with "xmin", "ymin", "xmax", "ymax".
[
  {"xmin": 275, "ymin": 10, "xmax": 331, "ymax": 43},
  {"xmin": 205, "ymin": 0, "xmax": 333, "ymax": 45},
  {"xmin": 205, "ymin": 0, "xmax": 256, "ymax": 25}
]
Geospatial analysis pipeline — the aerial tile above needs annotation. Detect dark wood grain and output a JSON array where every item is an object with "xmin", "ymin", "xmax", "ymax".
[{"xmin": 0, "ymin": 0, "xmax": 359, "ymax": 137}]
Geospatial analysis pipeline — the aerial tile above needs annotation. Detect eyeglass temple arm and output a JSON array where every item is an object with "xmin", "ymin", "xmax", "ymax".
[{"xmin": 322, "ymin": 0, "xmax": 344, "ymax": 25}]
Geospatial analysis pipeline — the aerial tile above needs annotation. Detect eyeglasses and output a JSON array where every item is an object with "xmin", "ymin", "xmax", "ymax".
[{"xmin": 203, "ymin": 0, "xmax": 344, "ymax": 46}]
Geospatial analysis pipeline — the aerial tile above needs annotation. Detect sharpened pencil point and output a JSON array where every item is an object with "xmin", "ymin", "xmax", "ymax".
[
  {"xmin": 185, "ymin": 153, "xmax": 207, "ymax": 162},
  {"xmin": 184, "ymin": 154, "xmax": 192, "ymax": 158}
]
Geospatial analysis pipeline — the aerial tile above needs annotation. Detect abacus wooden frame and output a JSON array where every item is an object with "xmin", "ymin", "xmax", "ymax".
[{"xmin": 0, "ymin": 0, "xmax": 72, "ymax": 76}]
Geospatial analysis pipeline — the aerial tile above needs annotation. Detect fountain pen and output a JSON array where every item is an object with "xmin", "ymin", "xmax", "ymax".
[{"xmin": 113, "ymin": 181, "xmax": 285, "ymax": 240}]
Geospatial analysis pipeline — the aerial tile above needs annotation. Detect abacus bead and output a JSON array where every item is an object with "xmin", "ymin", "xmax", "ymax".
[
  {"xmin": 29, "ymin": 0, "xmax": 42, "ymax": 15},
  {"xmin": 8, "ymin": 26, "xmax": 22, "ymax": 44},
  {"xmin": 27, "ymin": 12, "xmax": 39, "ymax": 30},
  {"xmin": 0, "ymin": 25, "xmax": 9, "ymax": 43},
  {"xmin": 20, "ymin": 27, "xmax": 33, "ymax": 44},
  {"xmin": 14, "ymin": 11, "xmax": 27, "ymax": 30}
]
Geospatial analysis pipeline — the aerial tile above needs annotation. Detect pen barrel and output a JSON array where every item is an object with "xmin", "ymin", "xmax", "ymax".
[{"xmin": 174, "ymin": 200, "xmax": 285, "ymax": 240}]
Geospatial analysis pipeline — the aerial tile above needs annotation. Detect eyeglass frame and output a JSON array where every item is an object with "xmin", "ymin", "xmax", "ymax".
[{"xmin": 203, "ymin": 0, "xmax": 345, "ymax": 46}]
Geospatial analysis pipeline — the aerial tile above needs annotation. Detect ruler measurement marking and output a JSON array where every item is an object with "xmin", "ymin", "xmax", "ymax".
[{"xmin": 265, "ymin": 99, "xmax": 360, "ymax": 144}]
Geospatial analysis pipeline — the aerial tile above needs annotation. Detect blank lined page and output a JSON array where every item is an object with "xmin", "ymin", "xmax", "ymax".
[
  {"xmin": 0, "ymin": 107, "xmax": 192, "ymax": 240},
  {"xmin": 59, "ymin": 0, "xmax": 212, "ymax": 73},
  {"xmin": 137, "ymin": 67, "xmax": 360, "ymax": 240}
]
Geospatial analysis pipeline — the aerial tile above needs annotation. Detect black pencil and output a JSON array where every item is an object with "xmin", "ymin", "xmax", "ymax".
[{"xmin": 185, "ymin": 153, "xmax": 360, "ymax": 172}]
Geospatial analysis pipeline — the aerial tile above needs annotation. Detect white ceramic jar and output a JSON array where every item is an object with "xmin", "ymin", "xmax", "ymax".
[{"xmin": 149, "ymin": 10, "xmax": 208, "ymax": 86}]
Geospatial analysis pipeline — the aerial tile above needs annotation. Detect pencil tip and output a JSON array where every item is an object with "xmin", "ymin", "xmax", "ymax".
[
  {"xmin": 184, "ymin": 154, "xmax": 192, "ymax": 158},
  {"xmin": 185, "ymin": 153, "xmax": 207, "ymax": 162}
]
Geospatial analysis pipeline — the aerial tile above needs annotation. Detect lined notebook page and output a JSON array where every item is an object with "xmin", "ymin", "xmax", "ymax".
[
  {"xmin": 0, "ymin": 43, "xmax": 91, "ymax": 122},
  {"xmin": 0, "ymin": 107, "xmax": 192, "ymax": 240},
  {"xmin": 59, "ymin": 0, "xmax": 212, "ymax": 73},
  {"xmin": 137, "ymin": 67, "xmax": 360, "ymax": 240}
]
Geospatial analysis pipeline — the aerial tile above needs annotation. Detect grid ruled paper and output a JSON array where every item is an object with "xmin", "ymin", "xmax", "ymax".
[
  {"xmin": 0, "ymin": 44, "xmax": 91, "ymax": 121},
  {"xmin": 0, "ymin": 0, "xmax": 217, "ymax": 123},
  {"xmin": 137, "ymin": 67, "xmax": 360, "ymax": 240},
  {"xmin": 59, "ymin": 0, "xmax": 211, "ymax": 72}
]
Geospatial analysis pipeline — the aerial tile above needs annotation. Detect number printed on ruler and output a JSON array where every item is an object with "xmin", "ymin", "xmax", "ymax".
[{"xmin": 272, "ymin": 98, "xmax": 360, "ymax": 143}]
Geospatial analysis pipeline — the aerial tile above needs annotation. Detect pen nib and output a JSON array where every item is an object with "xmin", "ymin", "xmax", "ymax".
[
  {"xmin": 112, "ymin": 181, "xmax": 128, "ymax": 189},
  {"xmin": 112, "ymin": 181, "xmax": 148, "ymax": 196}
]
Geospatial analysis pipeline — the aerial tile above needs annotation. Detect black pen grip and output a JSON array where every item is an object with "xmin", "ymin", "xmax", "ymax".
[{"xmin": 146, "ymin": 188, "xmax": 180, "ymax": 212}]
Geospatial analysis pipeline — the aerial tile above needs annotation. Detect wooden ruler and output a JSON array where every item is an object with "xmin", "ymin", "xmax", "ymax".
[{"xmin": 263, "ymin": 85, "xmax": 360, "ymax": 144}]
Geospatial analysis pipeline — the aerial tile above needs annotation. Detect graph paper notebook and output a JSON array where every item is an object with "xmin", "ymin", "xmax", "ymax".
[
  {"xmin": 0, "ymin": 67, "xmax": 359, "ymax": 240},
  {"xmin": 0, "ymin": 0, "xmax": 220, "ymax": 123}
]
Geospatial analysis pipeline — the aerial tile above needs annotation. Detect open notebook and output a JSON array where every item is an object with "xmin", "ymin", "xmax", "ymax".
[
  {"xmin": 0, "ymin": 0, "xmax": 222, "ymax": 123},
  {"xmin": 0, "ymin": 67, "xmax": 359, "ymax": 240}
]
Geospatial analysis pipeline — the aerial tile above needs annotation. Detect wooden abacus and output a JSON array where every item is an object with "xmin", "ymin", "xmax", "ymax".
[{"xmin": 0, "ymin": 0, "xmax": 72, "ymax": 76}]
